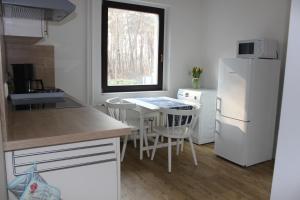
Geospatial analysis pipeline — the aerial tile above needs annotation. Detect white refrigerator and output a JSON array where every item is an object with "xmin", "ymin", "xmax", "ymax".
[{"xmin": 215, "ymin": 58, "xmax": 281, "ymax": 166}]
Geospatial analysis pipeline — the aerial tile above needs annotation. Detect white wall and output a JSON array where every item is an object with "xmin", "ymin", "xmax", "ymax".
[
  {"xmin": 199, "ymin": 0, "xmax": 291, "ymax": 89},
  {"xmin": 40, "ymin": 0, "xmax": 205, "ymax": 104},
  {"xmin": 199, "ymin": 0, "xmax": 291, "ymax": 153},
  {"xmin": 90, "ymin": 0, "xmax": 204, "ymax": 105},
  {"xmin": 41, "ymin": 0, "xmax": 290, "ymax": 105},
  {"xmin": 40, "ymin": 0, "xmax": 88, "ymax": 103},
  {"xmin": 271, "ymin": 0, "xmax": 300, "ymax": 199}
]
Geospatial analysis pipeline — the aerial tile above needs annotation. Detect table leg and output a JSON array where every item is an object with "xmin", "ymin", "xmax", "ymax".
[{"xmin": 139, "ymin": 112, "xmax": 144, "ymax": 160}]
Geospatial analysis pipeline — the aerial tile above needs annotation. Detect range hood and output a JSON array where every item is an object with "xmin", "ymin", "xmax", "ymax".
[{"xmin": 2, "ymin": 0, "xmax": 76, "ymax": 21}]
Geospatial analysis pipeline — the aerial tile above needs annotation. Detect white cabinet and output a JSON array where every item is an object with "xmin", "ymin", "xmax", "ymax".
[
  {"xmin": 3, "ymin": 17, "xmax": 45, "ymax": 38},
  {"xmin": 177, "ymin": 88, "xmax": 217, "ymax": 144},
  {"xmin": 195, "ymin": 89, "xmax": 217, "ymax": 144},
  {"xmin": 5, "ymin": 138, "xmax": 121, "ymax": 200},
  {"xmin": 3, "ymin": 6, "xmax": 45, "ymax": 37}
]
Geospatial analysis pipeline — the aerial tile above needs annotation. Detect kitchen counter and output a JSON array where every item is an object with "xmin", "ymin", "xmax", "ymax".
[
  {"xmin": 4, "ymin": 102, "xmax": 131, "ymax": 151},
  {"xmin": 4, "ymin": 96, "xmax": 129, "ymax": 200}
]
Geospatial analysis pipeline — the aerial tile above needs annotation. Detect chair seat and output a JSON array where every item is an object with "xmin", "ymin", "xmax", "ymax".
[
  {"xmin": 127, "ymin": 119, "xmax": 150, "ymax": 131},
  {"xmin": 153, "ymin": 126, "xmax": 190, "ymax": 139}
]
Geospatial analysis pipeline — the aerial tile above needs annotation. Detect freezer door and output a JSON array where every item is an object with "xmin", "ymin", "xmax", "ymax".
[
  {"xmin": 214, "ymin": 115, "xmax": 248, "ymax": 166},
  {"xmin": 217, "ymin": 58, "xmax": 252, "ymax": 121}
]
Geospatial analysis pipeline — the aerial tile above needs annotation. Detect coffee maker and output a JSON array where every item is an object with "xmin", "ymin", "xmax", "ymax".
[{"xmin": 12, "ymin": 64, "xmax": 44, "ymax": 94}]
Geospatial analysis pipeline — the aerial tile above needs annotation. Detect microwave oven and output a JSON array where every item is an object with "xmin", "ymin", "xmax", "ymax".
[{"xmin": 237, "ymin": 39, "xmax": 278, "ymax": 59}]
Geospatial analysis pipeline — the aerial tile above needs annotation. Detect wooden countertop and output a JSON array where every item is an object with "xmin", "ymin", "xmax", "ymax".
[{"xmin": 4, "ymin": 106, "xmax": 131, "ymax": 151}]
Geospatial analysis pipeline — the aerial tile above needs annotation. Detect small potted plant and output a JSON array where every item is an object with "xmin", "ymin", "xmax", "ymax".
[{"xmin": 191, "ymin": 66, "xmax": 203, "ymax": 89}]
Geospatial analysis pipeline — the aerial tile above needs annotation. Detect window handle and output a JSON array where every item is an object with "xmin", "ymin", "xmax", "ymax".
[{"xmin": 160, "ymin": 53, "xmax": 164, "ymax": 63}]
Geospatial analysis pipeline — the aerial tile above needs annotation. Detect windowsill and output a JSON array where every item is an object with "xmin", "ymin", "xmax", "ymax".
[{"xmin": 100, "ymin": 90, "xmax": 169, "ymax": 95}]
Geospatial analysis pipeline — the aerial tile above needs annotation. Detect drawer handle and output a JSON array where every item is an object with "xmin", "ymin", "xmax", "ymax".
[
  {"xmin": 13, "ymin": 158, "xmax": 116, "ymax": 176},
  {"xmin": 215, "ymin": 119, "xmax": 221, "ymax": 135},
  {"xmin": 14, "ymin": 143, "xmax": 114, "ymax": 158},
  {"xmin": 216, "ymin": 97, "xmax": 222, "ymax": 113},
  {"xmin": 12, "ymin": 143, "xmax": 116, "ymax": 176},
  {"xmin": 14, "ymin": 151, "xmax": 115, "ymax": 168}
]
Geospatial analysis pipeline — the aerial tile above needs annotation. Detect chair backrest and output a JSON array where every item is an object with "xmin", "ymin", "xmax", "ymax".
[
  {"xmin": 105, "ymin": 97, "xmax": 137, "ymax": 123},
  {"xmin": 160, "ymin": 105, "xmax": 201, "ymax": 136}
]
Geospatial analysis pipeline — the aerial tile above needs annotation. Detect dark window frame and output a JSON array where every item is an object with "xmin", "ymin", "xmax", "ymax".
[{"xmin": 102, "ymin": 0, "xmax": 165, "ymax": 93}]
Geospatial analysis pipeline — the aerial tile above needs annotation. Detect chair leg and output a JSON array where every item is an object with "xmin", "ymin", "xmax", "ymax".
[
  {"xmin": 160, "ymin": 136, "xmax": 164, "ymax": 142},
  {"xmin": 149, "ymin": 120, "xmax": 153, "ymax": 133},
  {"xmin": 121, "ymin": 135, "xmax": 129, "ymax": 162},
  {"xmin": 144, "ymin": 129, "xmax": 150, "ymax": 158},
  {"xmin": 133, "ymin": 134, "xmax": 137, "ymax": 148},
  {"xmin": 151, "ymin": 135, "xmax": 159, "ymax": 160},
  {"xmin": 168, "ymin": 137, "xmax": 172, "ymax": 173},
  {"xmin": 181, "ymin": 139, "xmax": 184, "ymax": 152},
  {"xmin": 176, "ymin": 138, "xmax": 180, "ymax": 156},
  {"xmin": 188, "ymin": 134, "xmax": 198, "ymax": 166}
]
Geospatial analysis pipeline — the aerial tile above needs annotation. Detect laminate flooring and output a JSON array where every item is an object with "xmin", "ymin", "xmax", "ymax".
[{"xmin": 121, "ymin": 142, "xmax": 273, "ymax": 200}]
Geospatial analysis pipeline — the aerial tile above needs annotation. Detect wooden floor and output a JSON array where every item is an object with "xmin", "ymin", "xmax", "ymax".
[{"xmin": 121, "ymin": 142, "xmax": 274, "ymax": 200}]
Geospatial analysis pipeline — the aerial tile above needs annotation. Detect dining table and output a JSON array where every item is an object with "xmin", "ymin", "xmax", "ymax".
[{"xmin": 123, "ymin": 96, "xmax": 197, "ymax": 160}]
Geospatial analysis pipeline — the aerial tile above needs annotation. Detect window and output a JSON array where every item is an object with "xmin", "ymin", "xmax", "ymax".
[{"xmin": 102, "ymin": 0, "xmax": 165, "ymax": 92}]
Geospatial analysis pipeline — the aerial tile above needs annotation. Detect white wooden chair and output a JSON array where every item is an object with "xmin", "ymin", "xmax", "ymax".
[
  {"xmin": 151, "ymin": 106, "xmax": 200, "ymax": 172},
  {"xmin": 105, "ymin": 97, "xmax": 150, "ymax": 161}
]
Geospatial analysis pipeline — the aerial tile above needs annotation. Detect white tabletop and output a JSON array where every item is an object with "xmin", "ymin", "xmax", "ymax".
[
  {"xmin": 123, "ymin": 98, "xmax": 160, "ymax": 110},
  {"xmin": 123, "ymin": 96, "xmax": 198, "ymax": 111}
]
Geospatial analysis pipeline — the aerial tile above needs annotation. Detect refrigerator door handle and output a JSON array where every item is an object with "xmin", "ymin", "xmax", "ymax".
[
  {"xmin": 215, "ymin": 119, "xmax": 221, "ymax": 135},
  {"xmin": 216, "ymin": 97, "xmax": 222, "ymax": 113}
]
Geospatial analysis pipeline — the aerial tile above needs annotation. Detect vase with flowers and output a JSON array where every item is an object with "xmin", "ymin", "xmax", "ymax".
[{"xmin": 191, "ymin": 66, "xmax": 203, "ymax": 89}]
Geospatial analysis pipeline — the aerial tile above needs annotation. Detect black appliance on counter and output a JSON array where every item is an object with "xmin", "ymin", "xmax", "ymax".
[
  {"xmin": 12, "ymin": 64, "xmax": 44, "ymax": 94},
  {"xmin": 10, "ymin": 64, "xmax": 81, "ymax": 111},
  {"xmin": 12, "ymin": 64, "xmax": 33, "ymax": 93}
]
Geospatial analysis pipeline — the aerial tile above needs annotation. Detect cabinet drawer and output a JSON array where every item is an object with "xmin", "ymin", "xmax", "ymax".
[
  {"xmin": 42, "ymin": 159, "xmax": 118, "ymax": 200},
  {"xmin": 6, "ymin": 138, "xmax": 120, "ymax": 200},
  {"xmin": 11, "ymin": 138, "xmax": 118, "ymax": 175},
  {"xmin": 14, "ymin": 138, "xmax": 117, "ymax": 155}
]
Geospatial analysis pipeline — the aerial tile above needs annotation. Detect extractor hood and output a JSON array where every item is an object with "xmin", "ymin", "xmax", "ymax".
[{"xmin": 2, "ymin": 0, "xmax": 76, "ymax": 21}]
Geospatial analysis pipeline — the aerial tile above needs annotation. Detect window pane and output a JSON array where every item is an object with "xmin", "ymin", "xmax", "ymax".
[{"xmin": 107, "ymin": 8, "xmax": 159, "ymax": 86}]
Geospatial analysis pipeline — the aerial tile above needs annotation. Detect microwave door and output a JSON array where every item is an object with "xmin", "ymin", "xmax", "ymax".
[{"xmin": 239, "ymin": 42, "xmax": 254, "ymax": 55}]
